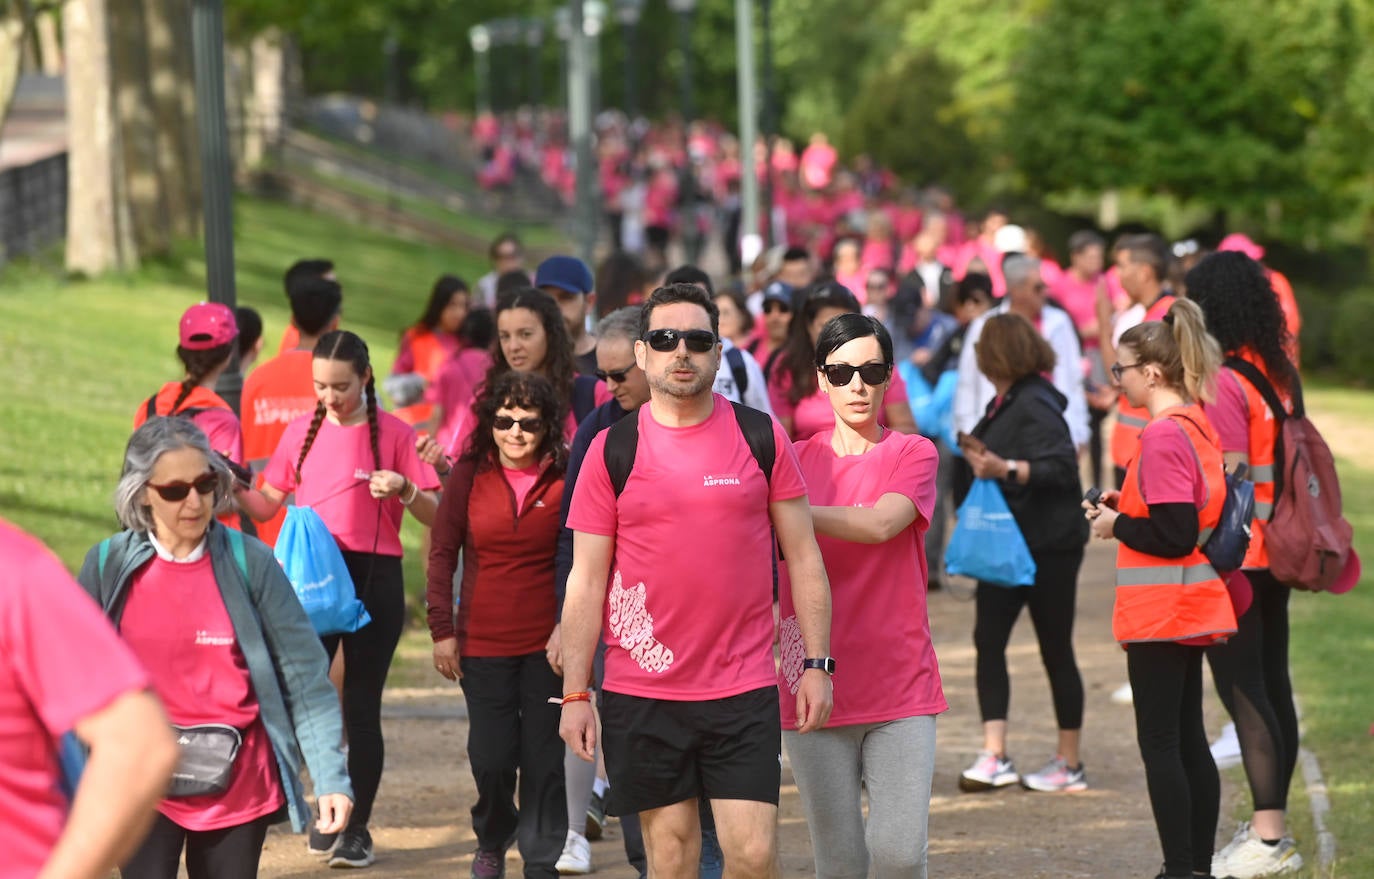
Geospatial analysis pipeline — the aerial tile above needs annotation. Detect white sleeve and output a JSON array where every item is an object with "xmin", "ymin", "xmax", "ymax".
[
  {"xmin": 1050, "ymin": 314, "xmax": 1091, "ymax": 447},
  {"xmin": 954, "ymin": 316, "xmax": 988, "ymax": 435},
  {"xmin": 739, "ymin": 349, "xmax": 775, "ymax": 416}
]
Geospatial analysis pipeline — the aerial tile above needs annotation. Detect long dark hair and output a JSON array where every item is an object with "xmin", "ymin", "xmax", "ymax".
[
  {"xmin": 483, "ymin": 287, "xmax": 576, "ymax": 413},
  {"xmin": 781, "ymin": 281, "xmax": 862, "ymax": 404},
  {"xmin": 414, "ymin": 274, "xmax": 469, "ymax": 333},
  {"xmin": 170, "ymin": 342, "xmax": 234, "ymax": 413},
  {"xmin": 1184, "ymin": 251, "xmax": 1296, "ymax": 394},
  {"xmin": 296, "ymin": 330, "xmax": 381, "ymax": 479},
  {"xmin": 462, "ymin": 372, "xmax": 568, "ymax": 473}
]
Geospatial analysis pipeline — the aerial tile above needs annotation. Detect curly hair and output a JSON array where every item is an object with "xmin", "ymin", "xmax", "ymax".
[
  {"xmin": 780, "ymin": 281, "xmax": 862, "ymax": 404},
  {"xmin": 462, "ymin": 371, "xmax": 568, "ymax": 474},
  {"xmin": 1184, "ymin": 251, "xmax": 1296, "ymax": 393},
  {"xmin": 482, "ymin": 287, "xmax": 577, "ymax": 416}
]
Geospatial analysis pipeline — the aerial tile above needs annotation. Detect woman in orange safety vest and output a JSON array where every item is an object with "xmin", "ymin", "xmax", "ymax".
[
  {"xmin": 1085, "ymin": 298, "xmax": 1236, "ymax": 879},
  {"xmin": 385, "ymin": 275, "xmax": 471, "ymax": 429}
]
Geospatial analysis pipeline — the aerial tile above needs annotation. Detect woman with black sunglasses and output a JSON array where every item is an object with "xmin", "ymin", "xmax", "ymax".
[
  {"xmin": 76, "ymin": 417, "xmax": 352, "ymax": 879},
  {"xmin": 767, "ymin": 281, "xmax": 918, "ymax": 440},
  {"xmin": 427, "ymin": 372, "xmax": 570, "ymax": 879},
  {"xmin": 777, "ymin": 313, "xmax": 945, "ymax": 879}
]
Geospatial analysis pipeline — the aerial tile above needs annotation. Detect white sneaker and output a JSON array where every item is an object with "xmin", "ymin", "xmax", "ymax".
[
  {"xmin": 958, "ymin": 750, "xmax": 1019, "ymax": 792},
  {"xmin": 1213, "ymin": 824, "xmax": 1304, "ymax": 878},
  {"xmin": 1110, "ymin": 682, "xmax": 1134, "ymax": 704},
  {"xmin": 1210, "ymin": 722, "xmax": 1243, "ymax": 769},
  {"xmin": 555, "ymin": 829, "xmax": 593, "ymax": 875}
]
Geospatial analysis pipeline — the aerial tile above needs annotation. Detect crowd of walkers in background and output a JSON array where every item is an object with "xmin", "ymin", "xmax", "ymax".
[{"xmin": 6, "ymin": 108, "xmax": 1356, "ymax": 879}]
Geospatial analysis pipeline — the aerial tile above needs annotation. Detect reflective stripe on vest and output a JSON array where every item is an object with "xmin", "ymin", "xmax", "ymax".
[
  {"xmin": 1117, "ymin": 562, "xmax": 1222, "ymax": 587},
  {"xmin": 1227, "ymin": 356, "xmax": 1287, "ymax": 569},
  {"xmin": 1117, "ymin": 412, "xmax": 1149, "ymax": 429},
  {"xmin": 1248, "ymin": 464, "xmax": 1275, "ymax": 483}
]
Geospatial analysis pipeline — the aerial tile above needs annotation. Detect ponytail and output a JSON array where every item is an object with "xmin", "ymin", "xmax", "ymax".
[
  {"xmin": 1167, "ymin": 298, "xmax": 1221, "ymax": 404},
  {"xmin": 170, "ymin": 342, "xmax": 234, "ymax": 414},
  {"xmin": 296, "ymin": 329, "xmax": 376, "ymax": 480}
]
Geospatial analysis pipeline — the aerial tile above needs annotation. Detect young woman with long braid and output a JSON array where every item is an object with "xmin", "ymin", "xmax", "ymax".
[{"xmin": 235, "ymin": 330, "xmax": 440, "ymax": 867}]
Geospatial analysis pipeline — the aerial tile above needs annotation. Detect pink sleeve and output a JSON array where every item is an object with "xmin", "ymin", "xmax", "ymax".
[
  {"xmin": 389, "ymin": 419, "xmax": 441, "ymax": 490},
  {"xmin": 194, "ymin": 409, "xmax": 244, "ymax": 467},
  {"xmin": 768, "ymin": 369, "xmax": 796, "ymax": 424},
  {"xmin": 1203, "ymin": 369, "xmax": 1250, "ymax": 453},
  {"xmin": 4, "ymin": 542, "xmax": 148, "ymax": 735},
  {"xmin": 1138, "ymin": 421, "xmax": 1202, "ymax": 505},
  {"xmin": 766, "ymin": 419, "xmax": 808, "ymax": 503},
  {"xmin": 262, "ymin": 418, "xmax": 305, "ymax": 494},
  {"xmin": 566, "ymin": 433, "xmax": 618, "ymax": 536},
  {"xmin": 890, "ymin": 436, "xmax": 939, "ymax": 526}
]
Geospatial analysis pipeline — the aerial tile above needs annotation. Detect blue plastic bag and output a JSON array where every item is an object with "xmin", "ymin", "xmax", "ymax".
[
  {"xmin": 274, "ymin": 506, "xmax": 371, "ymax": 635},
  {"xmin": 944, "ymin": 479, "xmax": 1038, "ymax": 587}
]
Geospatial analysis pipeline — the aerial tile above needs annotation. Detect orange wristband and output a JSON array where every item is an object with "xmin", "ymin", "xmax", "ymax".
[{"xmin": 560, "ymin": 691, "xmax": 592, "ymax": 706}]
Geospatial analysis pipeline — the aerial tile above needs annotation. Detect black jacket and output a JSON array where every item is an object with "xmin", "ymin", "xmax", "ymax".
[{"xmin": 953, "ymin": 374, "xmax": 1088, "ymax": 553}]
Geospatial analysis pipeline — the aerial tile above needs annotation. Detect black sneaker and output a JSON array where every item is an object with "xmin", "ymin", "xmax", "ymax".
[
  {"xmin": 308, "ymin": 826, "xmax": 339, "ymax": 856},
  {"xmin": 585, "ymin": 791, "xmax": 606, "ymax": 841},
  {"xmin": 329, "ymin": 828, "xmax": 375, "ymax": 868}
]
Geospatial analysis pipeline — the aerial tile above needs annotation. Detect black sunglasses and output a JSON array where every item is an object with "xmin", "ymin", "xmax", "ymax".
[
  {"xmin": 644, "ymin": 328, "xmax": 717, "ymax": 353},
  {"xmin": 595, "ymin": 364, "xmax": 637, "ymax": 383},
  {"xmin": 821, "ymin": 362, "xmax": 892, "ymax": 387},
  {"xmin": 148, "ymin": 472, "xmax": 218, "ymax": 502},
  {"xmin": 493, "ymin": 415, "xmax": 545, "ymax": 433},
  {"xmin": 763, "ymin": 300, "xmax": 791, "ymax": 315}
]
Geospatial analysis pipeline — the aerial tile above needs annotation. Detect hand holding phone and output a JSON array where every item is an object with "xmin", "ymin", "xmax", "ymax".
[{"xmin": 957, "ymin": 431, "xmax": 986, "ymax": 455}]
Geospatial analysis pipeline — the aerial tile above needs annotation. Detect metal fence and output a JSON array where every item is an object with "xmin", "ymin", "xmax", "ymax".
[{"xmin": 0, "ymin": 152, "xmax": 67, "ymax": 267}]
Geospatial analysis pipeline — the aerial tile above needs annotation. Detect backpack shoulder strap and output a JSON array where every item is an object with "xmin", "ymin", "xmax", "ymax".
[
  {"xmin": 725, "ymin": 346, "xmax": 749, "ymax": 396},
  {"xmin": 97, "ymin": 537, "xmax": 111, "ymax": 581},
  {"xmin": 1225, "ymin": 357, "xmax": 1296, "ymax": 422},
  {"xmin": 730, "ymin": 401, "xmax": 776, "ymax": 485},
  {"xmin": 225, "ymin": 527, "xmax": 250, "ymax": 584},
  {"xmin": 604, "ymin": 410, "xmax": 641, "ymax": 497},
  {"xmin": 144, "ymin": 396, "xmax": 159, "ymax": 420}
]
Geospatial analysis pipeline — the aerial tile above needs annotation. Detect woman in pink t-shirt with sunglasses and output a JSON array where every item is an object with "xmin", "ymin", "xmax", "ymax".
[{"xmin": 777, "ymin": 313, "xmax": 945, "ymax": 879}]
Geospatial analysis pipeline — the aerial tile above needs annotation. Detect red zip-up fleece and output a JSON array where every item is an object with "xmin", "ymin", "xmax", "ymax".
[{"xmin": 427, "ymin": 455, "xmax": 565, "ymax": 656}]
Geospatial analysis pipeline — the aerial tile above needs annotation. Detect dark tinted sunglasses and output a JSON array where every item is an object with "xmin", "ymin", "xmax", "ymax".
[
  {"xmin": 493, "ymin": 415, "xmax": 545, "ymax": 432},
  {"xmin": 644, "ymin": 329, "xmax": 717, "ymax": 353},
  {"xmin": 148, "ymin": 472, "xmax": 218, "ymax": 502},
  {"xmin": 595, "ymin": 364, "xmax": 636, "ymax": 383},
  {"xmin": 821, "ymin": 362, "xmax": 892, "ymax": 387},
  {"xmin": 763, "ymin": 300, "xmax": 791, "ymax": 315}
]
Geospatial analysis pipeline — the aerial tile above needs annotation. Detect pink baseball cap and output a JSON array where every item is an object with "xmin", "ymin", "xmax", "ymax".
[
  {"xmin": 1217, "ymin": 233, "xmax": 1265, "ymax": 262},
  {"xmin": 179, "ymin": 302, "xmax": 238, "ymax": 350}
]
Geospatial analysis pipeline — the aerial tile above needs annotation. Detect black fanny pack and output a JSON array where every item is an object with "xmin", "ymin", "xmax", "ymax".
[{"xmin": 168, "ymin": 724, "xmax": 243, "ymax": 798}]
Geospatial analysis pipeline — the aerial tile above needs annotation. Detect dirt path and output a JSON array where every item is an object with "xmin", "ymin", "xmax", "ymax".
[{"xmin": 260, "ymin": 540, "xmax": 1234, "ymax": 878}]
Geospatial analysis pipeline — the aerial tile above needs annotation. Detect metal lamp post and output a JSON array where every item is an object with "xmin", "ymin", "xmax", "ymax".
[
  {"xmin": 525, "ymin": 19, "xmax": 545, "ymax": 107},
  {"xmin": 667, "ymin": 0, "xmax": 697, "ymax": 122},
  {"xmin": 614, "ymin": 0, "xmax": 644, "ymax": 118},
  {"xmin": 584, "ymin": 0, "xmax": 607, "ymax": 120},
  {"xmin": 469, "ymin": 24, "xmax": 491, "ymax": 114},
  {"xmin": 554, "ymin": 7, "xmax": 573, "ymax": 109}
]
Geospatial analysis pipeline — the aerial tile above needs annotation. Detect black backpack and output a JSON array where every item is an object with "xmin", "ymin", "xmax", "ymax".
[
  {"xmin": 723, "ymin": 346, "xmax": 749, "ymax": 398},
  {"xmin": 603, "ymin": 401, "xmax": 776, "ymax": 497}
]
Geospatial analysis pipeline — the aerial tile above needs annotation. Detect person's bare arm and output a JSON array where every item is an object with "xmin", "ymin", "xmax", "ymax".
[
  {"xmin": 558, "ymin": 531, "xmax": 614, "ymax": 761},
  {"xmin": 233, "ymin": 481, "xmax": 287, "ymax": 522},
  {"xmin": 39, "ymin": 690, "xmax": 178, "ymax": 879},
  {"xmin": 772, "ymin": 495, "xmax": 833, "ymax": 733},
  {"xmin": 810, "ymin": 492, "xmax": 918, "ymax": 544}
]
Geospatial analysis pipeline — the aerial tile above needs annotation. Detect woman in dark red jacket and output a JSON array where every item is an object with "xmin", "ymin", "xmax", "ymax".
[{"xmin": 427, "ymin": 372, "xmax": 569, "ymax": 879}]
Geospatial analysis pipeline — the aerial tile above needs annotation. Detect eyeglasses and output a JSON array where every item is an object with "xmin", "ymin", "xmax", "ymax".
[
  {"xmin": 493, "ymin": 415, "xmax": 545, "ymax": 433},
  {"xmin": 644, "ymin": 328, "xmax": 717, "ymax": 353},
  {"xmin": 763, "ymin": 301, "xmax": 791, "ymax": 315},
  {"xmin": 1110, "ymin": 362, "xmax": 1144, "ymax": 381},
  {"xmin": 821, "ymin": 362, "xmax": 892, "ymax": 387},
  {"xmin": 595, "ymin": 364, "xmax": 637, "ymax": 383},
  {"xmin": 147, "ymin": 472, "xmax": 218, "ymax": 502}
]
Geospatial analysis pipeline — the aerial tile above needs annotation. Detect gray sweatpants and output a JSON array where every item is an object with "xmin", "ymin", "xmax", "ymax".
[{"xmin": 783, "ymin": 715, "xmax": 937, "ymax": 879}]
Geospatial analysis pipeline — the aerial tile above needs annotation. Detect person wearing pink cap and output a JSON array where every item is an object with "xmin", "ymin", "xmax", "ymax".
[
  {"xmin": 134, "ymin": 303, "xmax": 247, "ymax": 490},
  {"xmin": 1217, "ymin": 234, "xmax": 1302, "ymax": 367}
]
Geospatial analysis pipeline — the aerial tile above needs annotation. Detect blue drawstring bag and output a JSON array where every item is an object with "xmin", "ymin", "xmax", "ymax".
[
  {"xmin": 945, "ymin": 478, "xmax": 1038, "ymax": 587},
  {"xmin": 274, "ymin": 506, "xmax": 371, "ymax": 635}
]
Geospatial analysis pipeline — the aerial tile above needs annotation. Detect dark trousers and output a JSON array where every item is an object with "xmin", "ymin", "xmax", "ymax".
[
  {"xmin": 320, "ymin": 551, "xmax": 406, "ymax": 831},
  {"xmin": 1206, "ymin": 569, "xmax": 1299, "ymax": 811},
  {"xmin": 973, "ymin": 546, "xmax": 1086, "ymax": 729},
  {"xmin": 923, "ymin": 438, "xmax": 958, "ymax": 586},
  {"xmin": 122, "ymin": 813, "xmax": 271, "ymax": 879},
  {"xmin": 1128, "ymin": 641, "xmax": 1219, "ymax": 877},
  {"xmin": 461, "ymin": 652, "xmax": 568, "ymax": 879}
]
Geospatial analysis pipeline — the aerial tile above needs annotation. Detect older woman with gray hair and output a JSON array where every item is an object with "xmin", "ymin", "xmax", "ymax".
[{"xmin": 76, "ymin": 416, "xmax": 352, "ymax": 879}]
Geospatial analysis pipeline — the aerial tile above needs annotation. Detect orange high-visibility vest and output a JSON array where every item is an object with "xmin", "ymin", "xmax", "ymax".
[
  {"xmin": 1113, "ymin": 405, "xmax": 1237, "ymax": 645},
  {"xmin": 241, "ymin": 349, "xmax": 317, "ymax": 546},
  {"xmin": 134, "ymin": 382, "xmax": 245, "ymax": 532},
  {"xmin": 392, "ymin": 327, "xmax": 449, "ymax": 428},
  {"xmin": 1266, "ymin": 269, "xmax": 1301, "ymax": 367},
  {"xmin": 1110, "ymin": 294, "xmax": 1176, "ymax": 470},
  {"xmin": 1225, "ymin": 352, "xmax": 1290, "ymax": 570}
]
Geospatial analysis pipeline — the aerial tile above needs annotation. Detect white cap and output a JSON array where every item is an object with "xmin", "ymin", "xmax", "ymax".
[{"xmin": 994, "ymin": 224, "xmax": 1028, "ymax": 253}]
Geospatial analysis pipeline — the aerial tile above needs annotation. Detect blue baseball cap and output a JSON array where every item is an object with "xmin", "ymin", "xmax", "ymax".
[
  {"xmin": 762, "ymin": 281, "xmax": 795, "ymax": 308},
  {"xmin": 535, "ymin": 255, "xmax": 594, "ymax": 296}
]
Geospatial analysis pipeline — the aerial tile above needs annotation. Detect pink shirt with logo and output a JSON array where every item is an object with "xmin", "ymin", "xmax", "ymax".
[
  {"xmin": 264, "ymin": 411, "xmax": 440, "ymax": 556},
  {"xmin": 777, "ymin": 431, "xmax": 947, "ymax": 727},
  {"xmin": 0, "ymin": 522, "xmax": 149, "ymax": 878},
  {"xmin": 567, "ymin": 396, "xmax": 808, "ymax": 700},
  {"xmin": 121, "ymin": 553, "xmax": 283, "ymax": 831}
]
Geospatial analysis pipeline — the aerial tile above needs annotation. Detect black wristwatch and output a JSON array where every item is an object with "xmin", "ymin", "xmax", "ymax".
[{"xmin": 803, "ymin": 657, "xmax": 836, "ymax": 676}]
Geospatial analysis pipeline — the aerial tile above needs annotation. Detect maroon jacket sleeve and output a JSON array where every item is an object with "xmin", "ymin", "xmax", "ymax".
[{"xmin": 427, "ymin": 459, "xmax": 478, "ymax": 642}]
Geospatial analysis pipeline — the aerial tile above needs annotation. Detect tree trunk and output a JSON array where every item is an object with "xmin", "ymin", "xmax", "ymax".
[
  {"xmin": 143, "ymin": 0, "xmax": 199, "ymax": 240},
  {"xmin": 64, "ymin": 0, "xmax": 137, "ymax": 274},
  {"xmin": 0, "ymin": 8, "xmax": 24, "ymax": 132},
  {"xmin": 109, "ymin": 0, "xmax": 170, "ymax": 256},
  {"xmin": 244, "ymin": 28, "xmax": 285, "ymax": 168},
  {"xmin": 35, "ymin": 8, "xmax": 62, "ymax": 74}
]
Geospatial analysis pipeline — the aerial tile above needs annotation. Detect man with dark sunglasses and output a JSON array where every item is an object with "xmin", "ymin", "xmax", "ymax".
[{"xmin": 560, "ymin": 283, "xmax": 834, "ymax": 879}]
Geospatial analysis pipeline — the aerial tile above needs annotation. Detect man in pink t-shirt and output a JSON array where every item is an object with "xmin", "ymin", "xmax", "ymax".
[
  {"xmin": 0, "ymin": 519, "xmax": 178, "ymax": 879},
  {"xmin": 561, "ymin": 283, "xmax": 834, "ymax": 879}
]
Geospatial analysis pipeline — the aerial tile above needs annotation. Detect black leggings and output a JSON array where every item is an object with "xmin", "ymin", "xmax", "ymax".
[
  {"xmin": 973, "ymin": 546, "xmax": 1085, "ymax": 729},
  {"xmin": 320, "ymin": 551, "xmax": 406, "ymax": 831},
  {"xmin": 1128, "ymin": 641, "xmax": 1218, "ymax": 877},
  {"xmin": 1206, "ymin": 569, "xmax": 1299, "ymax": 812},
  {"xmin": 122, "ymin": 813, "xmax": 272, "ymax": 879}
]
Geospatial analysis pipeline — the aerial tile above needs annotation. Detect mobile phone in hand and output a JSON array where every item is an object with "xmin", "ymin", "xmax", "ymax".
[{"xmin": 1084, "ymin": 487, "xmax": 1103, "ymax": 507}]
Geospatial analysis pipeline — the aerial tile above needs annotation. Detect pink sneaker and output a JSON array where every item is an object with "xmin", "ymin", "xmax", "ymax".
[
  {"xmin": 1021, "ymin": 756, "xmax": 1088, "ymax": 792},
  {"xmin": 958, "ymin": 750, "xmax": 1019, "ymax": 792}
]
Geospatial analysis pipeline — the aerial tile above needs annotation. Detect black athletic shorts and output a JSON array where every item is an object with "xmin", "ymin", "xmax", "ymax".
[{"xmin": 600, "ymin": 685, "xmax": 782, "ymax": 815}]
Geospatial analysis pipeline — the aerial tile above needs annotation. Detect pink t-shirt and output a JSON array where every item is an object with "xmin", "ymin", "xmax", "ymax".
[
  {"xmin": 503, "ymin": 463, "xmax": 543, "ymax": 511},
  {"xmin": 567, "ymin": 396, "xmax": 808, "ymax": 700},
  {"xmin": 1050, "ymin": 272, "xmax": 1101, "ymax": 343},
  {"xmin": 770, "ymin": 369, "xmax": 909, "ymax": 442},
  {"xmin": 264, "ymin": 411, "xmax": 440, "ymax": 556},
  {"xmin": 1203, "ymin": 369, "xmax": 1252, "ymax": 454},
  {"xmin": 777, "ymin": 431, "xmax": 946, "ymax": 728},
  {"xmin": 1137, "ymin": 417, "xmax": 1207, "ymax": 507},
  {"xmin": 432, "ymin": 348, "xmax": 495, "ymax": 453},
  {"xmin": 0, "ymin": 522, "xmax": 150, "ymax": 878},
  {"xmin": 121, "ymin": 554, "xmax": 283, "ymax": 831}
]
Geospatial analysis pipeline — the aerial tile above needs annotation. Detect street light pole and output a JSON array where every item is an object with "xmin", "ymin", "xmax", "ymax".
[
  {"xmin": 525, "ymin": 19, "xmax": 545, "ymax": 107},
  {"xmin": 191, "ymin": 0, "xmax": 241, "ymax": 414},
  {"xmin": 567, "ymin": 1, "xmax": 598, "ymax": 265},
  {"xmin": 469, "ymin": 25, "xmax": 491, "ymax": 114},
  {"xmin": 667, "ymin": 0, "xmax": 697, "ymax": 122},
  {"xmin": 614, "ymin": 0, "xmax": 644, "ymax": 119},
  {"xmin": 735, "ymin": 0, "xmax": 760, "ymax": 271},
  {"xmin": 760, "ymin": 0, "xmax": 776, "ymax": 247},
  {"xmin": 585, "ymin": 1, "xmax": 606, "ymax": 122}
]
